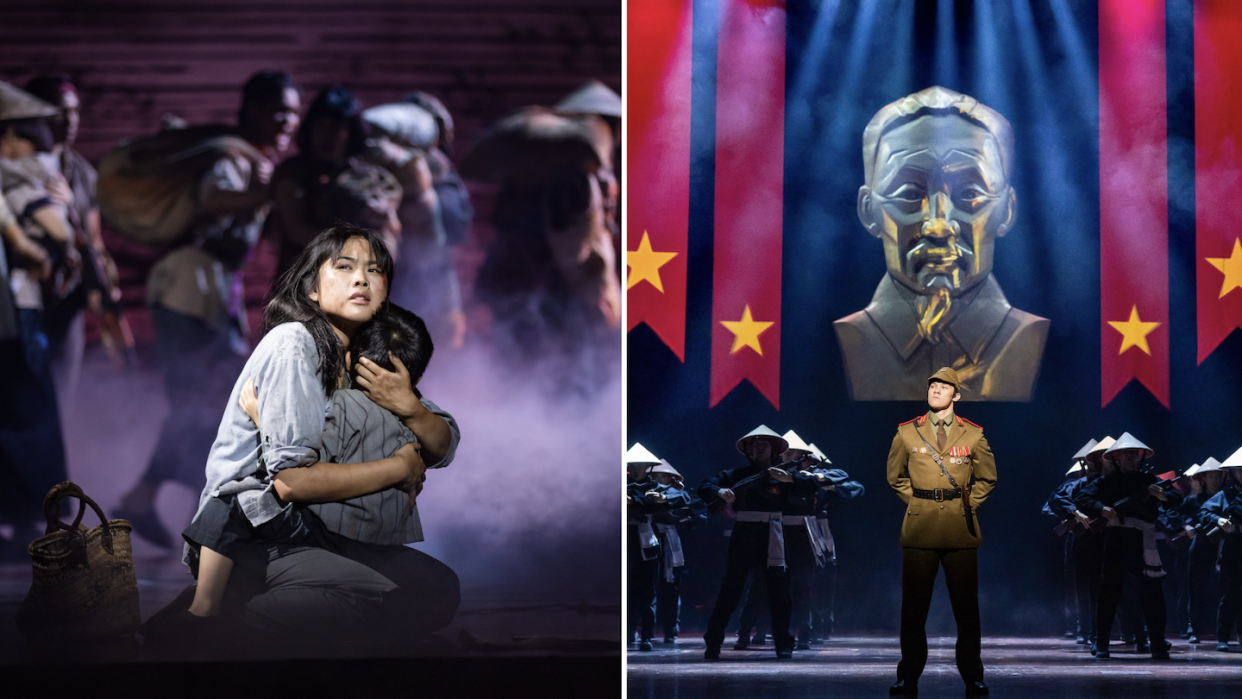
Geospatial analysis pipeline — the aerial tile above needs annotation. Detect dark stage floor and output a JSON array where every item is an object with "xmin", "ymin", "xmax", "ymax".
[
  {"xmin": 627, "ymin": 635, "xmax": 1242, "ymax": 698},
  {"xmin": 0, "ymin": 557, "xmax": 620, "ymax": 696}
]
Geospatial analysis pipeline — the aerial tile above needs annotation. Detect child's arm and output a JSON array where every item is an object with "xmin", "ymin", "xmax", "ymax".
[
  {"xmin": 239, "ymin": 378, "xmax": 425, "ymax": 509},
  {"xmin": 353, "ymin": 355, "xmax": 453, "ymax": 465}
]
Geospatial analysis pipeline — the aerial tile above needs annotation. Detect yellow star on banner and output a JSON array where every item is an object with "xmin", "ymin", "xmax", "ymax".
[
  {"xmin": 626, "ymin": 231, "xmax": 678, "ymax": 292},
  {"xmin": 1206, "ymin": 238, "xmax": 1242, "ymax": 299},
  {"xmin": 1108, "ymin": 305, "xmax": 1161, "ymax": 356},
  {"xmin": 720, "ymin": 305, "xmax": 774, "ymax": 356}
]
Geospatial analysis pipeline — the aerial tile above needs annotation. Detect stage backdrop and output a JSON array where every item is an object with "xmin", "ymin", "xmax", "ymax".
[{"xmin": 627, "ymin": 0, "xmax": 1242, "ymax": 635}]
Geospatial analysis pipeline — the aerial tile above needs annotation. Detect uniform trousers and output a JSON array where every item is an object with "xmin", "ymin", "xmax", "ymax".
[
  {"xmin": 811, "ymin": 558, "xmax": 837, "ymax": 639},
  {"xmin": 656, "ymin": 565, "xmax": 684, "ymax": 640},
  {"xmin": 1095, "ymin": 528, "xmax": 1166, "ymax": 650},
  {"xmin": 627, "ymin": 530, "xmax": 660, "ymax": 642},
  {"xmin": 703, "ymin": 520, "xmax": 793, "ymax": 652},
  {"xmin": 1072, "ymin": 530, "xmax": 1102, "ymax": 642},
  {"xmin": 1217, "ymin": 534, "xmax": 1242, "ymax": 642},
  {"xmin": 1188, "ymin": 534, "xmax": 1219, "ymax": 637},
  {"xmin": 1063, "ymin": 532, "xmax": 1078, "ymax": 635},
  {"xmin": 898, "ymin": 547, "xmax": 983, "ymax": 684},
  {"xmin": 785, "ymin": 524, "xmax": 818, "ymax": 644}
]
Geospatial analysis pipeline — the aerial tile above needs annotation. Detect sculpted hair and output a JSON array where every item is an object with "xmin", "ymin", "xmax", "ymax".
[
  {"xmin": 263, "ymin": 224, "xmax": 394, "ymax": 395},
  {"xmin": 861, "ymin": 85, "xmax": 1014, "ymax": 189},
  {"xmin": 349, "ymin": 304, "xmax": 434, "ymax": 398}
]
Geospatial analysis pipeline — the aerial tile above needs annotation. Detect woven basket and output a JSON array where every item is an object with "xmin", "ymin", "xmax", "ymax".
[{"xmin": 16, "ymin": 482, "xmax": 141, "ymax": 642}]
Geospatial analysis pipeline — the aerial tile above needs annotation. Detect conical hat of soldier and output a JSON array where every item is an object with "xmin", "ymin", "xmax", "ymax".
[
  {"xmin": 808, "ymin": 443, "xmax": 832, "ymax": 465},
  {"xmin": 1183, "ymin": 463, "xmax": 1201, "ymax": 477},
  {"xmin": 0, "ymin": 82, "xmax": 59, "ymax": 121},
  {"xmin": 1071, "ymin": 439, "xmax": 1100, "ymax": 461},
  {"xmin": 736, "ymin": 425, "xmax": 788, "ymax": 456},
  {"xmin": 1104, "ymin": 432, "xmax": 1154, "ymax": 460},
  {"xmin": 555, "ymin": 80, "xmax": 622, "ymax": 118},
  {"xmin": 1065, "ymin": 463, "xmax": 1084, "ymax": 477},
  {"xmin": 1221, "ymin": 446, "xmax": 1242, "ymax": 469},
  {"xmin": 781, "ymin": 430, "xmax": 812, "ymax": 455},
  {"xmin": 650, "ymin": 459, "xmax": 684, "ymax": 486},
  {"xmin": 625, "ymin": 442, "xmax": 660, "ymax": 466},
  {"xmin": 1084, "ymin": 436, "xmax": 1116, "ymax": 464},
  {"xmin": 1197, "ymin": 457, "xmax": 1223, "ymax": 474}
]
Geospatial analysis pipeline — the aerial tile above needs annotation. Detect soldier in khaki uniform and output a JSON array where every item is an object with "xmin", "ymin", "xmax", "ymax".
[{"xmin": 887, "ymin": 367, "xmax": 996, "ymax": 696}]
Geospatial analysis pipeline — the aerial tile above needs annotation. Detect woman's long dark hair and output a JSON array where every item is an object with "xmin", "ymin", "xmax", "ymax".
[{"xmin": 264, "ymin": 224, "xmax": 395, "ymax": 395}]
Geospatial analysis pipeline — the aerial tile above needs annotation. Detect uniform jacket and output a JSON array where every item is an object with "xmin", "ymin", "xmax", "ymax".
[
  {"xmin": 698, "ymin": 461, "xmax": 819, "ymax": 514},
  {"xmin": 1044, "ymin": 477, "xmax": 1081, "ymax": 520},
  {"xmin": 886, "ymin": 412, "xmax": 997, "ymax": 549},
  {"xmin": 1077, "ymin": 471, "xmax": 1181, "ymax": 524}
]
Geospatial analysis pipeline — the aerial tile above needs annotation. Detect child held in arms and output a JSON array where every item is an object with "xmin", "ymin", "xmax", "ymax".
[{"xmin": 178, "ymin": 304, "xmax": 437, "ymax": 622}]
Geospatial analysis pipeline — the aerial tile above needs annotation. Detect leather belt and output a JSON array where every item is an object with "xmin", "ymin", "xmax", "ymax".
[{"xmin": 913, "ymin": 487, "xmax": 962, "ymax": 502}]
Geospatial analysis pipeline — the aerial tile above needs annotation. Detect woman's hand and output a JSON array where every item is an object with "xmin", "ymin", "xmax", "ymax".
[
  {"xmin": 393, "ymin": 442, "xmax": 427, "ymax": 512},
  {"xmin": 355, "ymin": 354, "xmax": 423, "ymax": 420},
  {"xmin": 239, "ymin": 377, "xmax": 260, "ymax": 428}
]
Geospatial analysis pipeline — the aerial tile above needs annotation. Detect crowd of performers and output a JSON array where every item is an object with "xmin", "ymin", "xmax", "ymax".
[
  {"xmin": 626, "ymin": 428, "xmax": 864, "ymax": 657},
  {"xmin": 0, "ymin": 72, "xmax": 621, "ymax": 556},
  {"xmin": 1045, "ymin": 435, "xmax": 1242, "ymax": 657}
]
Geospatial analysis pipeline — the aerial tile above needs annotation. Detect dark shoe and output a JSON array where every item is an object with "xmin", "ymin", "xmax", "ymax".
[
  {"xmin": 965, "ymin": 680, "xmax": 989, "ymax": 696},
  {"xmin": 750, "ymin": 634, "xmax": 767, "ymax": 646},
  {"xmin": 663, "ymin": 637, "xmax": 676, "ymax": 644},
  {"xmin": 704, "ymin": 645, "xmax": 721, "ymax": 660},
  {"xmin": 796, "ymin": 641, "xmax": 811, "ymax": 651},
  {"xmin": 776, "ymin": 648, "xmax": 793, "ymax": 659},
  {"xmin": 1151, "ymin": 639, "xmax": 1171, "ymax": 660},
  {"xmin": 1075, "ymin": 635, "xmax": 1087, "ymax": 645},
  {"xmin": 114, "ymin": 506, "xmax": 174, "ymax": 549},
  {"xmin": 1188, "ymin": 634, "xmax": 1200, "ymax": 644},
  {"xmin": 1095, "ymin": 648, "xmax": 1110, "ymax": 659},
  {"xmin": 1136, "ymin": 641, "xmax": 1150, "ymax": 653},
  {"xmin": 638, "ymin": 640, "xmax": 654, "ymax": 651},
  {"xmin": 889, "ymin": 679, "xmax": 918, "ymax": 695},
  {"xmin": 733, "ymin": 638, "xmax": 750, "ymax": 651},
  {"xmin": 1217, "ymin": 642, "xmax": 1230, "ymax": 652}
]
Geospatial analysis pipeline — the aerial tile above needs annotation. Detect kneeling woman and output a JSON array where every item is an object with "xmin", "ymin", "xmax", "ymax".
[{"xmin": 167, "ymin": 224, "xmax": 459, "ymax": 641}]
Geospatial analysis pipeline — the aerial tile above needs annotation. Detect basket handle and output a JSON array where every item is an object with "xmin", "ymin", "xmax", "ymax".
[{"xmin": 43, "ymin": 482, "xmax": 114, "ymax": 555}]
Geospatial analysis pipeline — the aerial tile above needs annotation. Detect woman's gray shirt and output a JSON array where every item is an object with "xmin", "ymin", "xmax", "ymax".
[{"xmin": 188, "ymin": 322, "xmax": 459, "ymax": 562}]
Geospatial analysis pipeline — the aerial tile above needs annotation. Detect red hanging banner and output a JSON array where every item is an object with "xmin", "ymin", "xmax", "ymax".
[
  {"xmin": 709, "ymin": 0, "xmax": 786, "ymax": 409},
  {"xmin": 626, "ymin": 0, "xmax": 694, "ymax": 361},
  {"xmin": 1194, "ymin": 0, "xmax": 1242, "ymax": 365},
  {"xmin": 1098, "ymin": 0, "xmax": 1170, "ymax": 408}
]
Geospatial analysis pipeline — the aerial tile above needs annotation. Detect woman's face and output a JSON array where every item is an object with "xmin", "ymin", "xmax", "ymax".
[{"xmin": 308, "ymin": 237, "xmax": 388, "ymax": 339}]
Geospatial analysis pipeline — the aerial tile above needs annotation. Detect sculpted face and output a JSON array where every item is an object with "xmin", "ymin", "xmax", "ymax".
[{"xmin": 858, "ymin": 113, "xmax": 1016, "ymax": 296}]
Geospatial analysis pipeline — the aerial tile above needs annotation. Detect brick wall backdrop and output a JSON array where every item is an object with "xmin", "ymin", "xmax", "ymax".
[{"xmin": 0, "ymin": 0, "xmax": 621, "ymax": 346}]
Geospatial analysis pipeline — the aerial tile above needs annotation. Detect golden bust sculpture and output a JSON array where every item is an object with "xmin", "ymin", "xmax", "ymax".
[{"xmin": 834, "ymin": 86, "xmax": 1048, "ymax": 401}]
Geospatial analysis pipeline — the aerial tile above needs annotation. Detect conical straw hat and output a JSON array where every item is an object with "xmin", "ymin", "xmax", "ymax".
[
  {"xmin": 0, "ymin": 82, "xmax": 59, "ymax": 121},
  {"xmin": 1071, "ymin": 439, "xmax": 1100, "ymax": 461},
  {"xmin": 781, "ymin": 430, "xmax": 812, "ymax": 455},
  {"xmin": 1104, "ymin": 432, "xmax": 1154, "ymax": 460},
  {"xmin": 737, "ymin": 425, "xmax": 788, "ymax": 456},
  {"xmin": 625, "ymin": 442, "xmax": 660, "ymax": 465}
]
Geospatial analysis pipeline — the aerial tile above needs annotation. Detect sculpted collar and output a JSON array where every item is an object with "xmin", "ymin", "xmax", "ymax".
[{"xmin": 864, "ymin": 273, "xmax": 1012, "ymax": 363}]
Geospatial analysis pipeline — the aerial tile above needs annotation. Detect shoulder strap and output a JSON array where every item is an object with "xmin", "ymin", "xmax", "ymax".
[{"xmin": 914, "ymin": 429, "xmax": 960, "ymax": 490}]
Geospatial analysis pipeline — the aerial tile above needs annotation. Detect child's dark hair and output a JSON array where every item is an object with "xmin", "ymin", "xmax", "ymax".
[{"xmin": 350, "ymin": 304, "xmax": 434, "ymax": 397}]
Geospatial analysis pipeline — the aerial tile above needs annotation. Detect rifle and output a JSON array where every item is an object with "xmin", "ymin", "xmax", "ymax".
[
  {"xmin": 705, "ymin": 461, "xmax": 805, "ymax": 513},
  {"xmin": 1206, "ymin": 516, "xmax": 1237, "ymax": 542}
]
